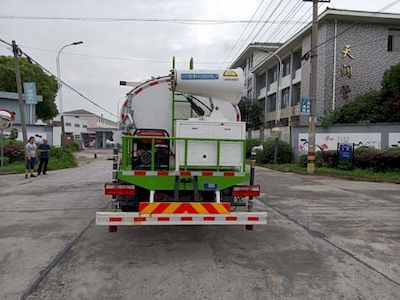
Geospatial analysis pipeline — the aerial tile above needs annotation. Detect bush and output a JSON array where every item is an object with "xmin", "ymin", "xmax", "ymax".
[
  {"xmin": 246, "ymin": 139, "xmax": 262, "ymax": 158},
  {"xmin": 48, "ymin": 146, "xmax": 77, "ymax": 168},
  {"xmin": 256, "ymin": 140, "xmax": 293, "ymax": 164},
  {"xmin": 298, "ymin": 154, "xmax": 307, "ymax": 168},
  {"xmin": 354, "ymin": 151, "xmax": 400, "ymax": 172},
  {"xmin": 3, "ymin": 140, "xmax": 24, "ymax": 163},
  {"xmin": 65, "ymin": 142, "xmax": 80, "ymax": 152},
  {"xmin": 319, "ymin": 151, "xmax": 338, "ymax": 168},
  {"xmin": 297, "ymin": 147, "xmax": 400, "ymax": 172},
  {"xmin": 386, "ymin": 147, "xmax": 400, "ymax": 153},
  {"xmin": 354, "ymin": 146, "xmax": 380, "ymax": 155},
  {"xmin": 298, "ymin": 151, "xmax": 336, "ymax": 168}
]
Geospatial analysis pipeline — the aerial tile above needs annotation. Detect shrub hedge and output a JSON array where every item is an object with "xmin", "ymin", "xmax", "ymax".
[
  {"xmin": 256, "ymin": 140, "xmax": 293, "ymax": 164},
  {"xmin": 2, "ymin": 140, "xmax": 25, "ymax": 163},
  {"xmin": 1, "ymin": 139, "xmax": 77, "ymax": 168},
  {"xmin": 298, "ymin": 148, "xmax": 400, "ymax": 172}
]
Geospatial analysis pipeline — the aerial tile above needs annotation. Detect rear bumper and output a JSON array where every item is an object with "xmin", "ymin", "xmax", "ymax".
[{"xmin": 96, "ymin": 212, "xmax": 267, "ymax": 226}]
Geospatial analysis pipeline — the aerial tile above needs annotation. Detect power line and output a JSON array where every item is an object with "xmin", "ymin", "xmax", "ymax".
[
  {"xmin": 224, "ymin": 0, "xmax": 281, "ymax": 67},
  {"xmin": 304, "ymin": 0, "xmax": 400, "ymax": 58},
  {"xmin": 0, "ymin": 38, "xmax": 118, "ymax": 118},
  {"xmin": 0, "ymin": 15, "xmax": 308, "ymax": 25},
  {"xmin": 219, "ymin": 0, "xmax": 267, "ymax": 68},
  {"xmin": 250, "ymin": 0, "xmax": 288, "ymax": 42},
  {"xmin": 225, "ymin": 0, "xmax": 284, "ymax": 67},
  {"xmin": 270, "ymin": 2, "xmax": 322, "ymax": 44},
  {"xmin": 262, "ymin": 1, "xmax": 306, "ymax": 42},
  {"xmin": 18, "ymin": 44, "xmax": 225, "ymax": 64}
]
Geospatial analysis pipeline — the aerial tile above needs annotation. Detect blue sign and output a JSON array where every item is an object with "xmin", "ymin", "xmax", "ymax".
[
  {"xmin": 338, "ymin": 144, "xmax": 353, "ymax": 160},
  {"xmin": 204, "ymin": 183, "xmax": 217, "ymax": 191},
  {"xmin": 300, "ymin": 97, "xmax": 311, "ymax": 115},
  {"xmin": 181, "ymin": 73, "xmax": 219, "ymax": 80},
  {"xmin": 23, "ymin": 82, "xmax": 38, "ymax": 105}
]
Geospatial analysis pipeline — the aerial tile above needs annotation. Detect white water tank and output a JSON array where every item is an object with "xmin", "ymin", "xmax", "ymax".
[{"xmin": 172, "ymin": 69, "xmax": 244, "ymax": 104}]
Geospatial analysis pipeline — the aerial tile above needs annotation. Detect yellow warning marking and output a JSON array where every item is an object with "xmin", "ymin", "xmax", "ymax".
[
  {"xmin": 223, "ymin": 69, "xmax": 238, "ymax": 77},
  {"xmin": 140, "ymin": 204, "xmax": 154, "ymax": 214},
  {"xmin": 163, "ymin": 203, "xmax": 181, "ymax": 214},
  {"xmin": 192, "ymin": 203, "xmax": 209, "ymax": 214},
  {"xmin": 214, "ymin": 204, "xmax": 230, "ymax": 214}
]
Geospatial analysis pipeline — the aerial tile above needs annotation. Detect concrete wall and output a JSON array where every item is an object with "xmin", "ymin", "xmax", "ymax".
[
  {"xmin": 3, "ymin": 125, "xmax": 55, "ymax": 145},
  {"xmin": 247, "ymin": 126, "xmax": 291, "ymax": 144},
  {"xmin": 291, "ymin": 123, "xmax": 400, "ymax": 157}
]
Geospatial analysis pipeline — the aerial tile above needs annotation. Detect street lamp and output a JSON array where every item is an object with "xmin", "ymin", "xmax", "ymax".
[
  {"xmin": 271, "ymin": 126, "xmax": 282, "ymax": 164},
  {"xmin": 56, "ymin": 41, "xmax": 83, "ymax": 115},
  {"xmin": 56, "ymin": 41, "xmax": 83, "ymax": 145}
]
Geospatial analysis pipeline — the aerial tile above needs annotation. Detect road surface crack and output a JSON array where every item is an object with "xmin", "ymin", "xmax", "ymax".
[
  {"xmin": 20, "ymin": 204, "xmax": 109, "ymax": 300},
  {"xmin": 267, "ymin": 203, "xmax": 400, "ymax": 287}
]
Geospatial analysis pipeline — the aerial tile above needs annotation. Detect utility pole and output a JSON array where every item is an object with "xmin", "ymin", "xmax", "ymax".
[
  {"xmin": 12, "ymin": 40, "xmax": 28, "ymax": 144},
  {"xmin": 304, "ymin": 0, "xmax": 329, "ymax": 174}
]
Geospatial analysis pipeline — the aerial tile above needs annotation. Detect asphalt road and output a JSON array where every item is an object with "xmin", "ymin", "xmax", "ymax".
[{"xmin": 0, "ymin": 152, "xmax": 399, "ymax": 300}]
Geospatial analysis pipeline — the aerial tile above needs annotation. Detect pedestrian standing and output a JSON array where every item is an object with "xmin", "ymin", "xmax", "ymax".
[
  {"xmin": 37, "ymin": 139, "xmax": 50, "ymax": 175},
  {"xmin": 25, "ymin": 136, "xmax": 37, "ymax": 178}
]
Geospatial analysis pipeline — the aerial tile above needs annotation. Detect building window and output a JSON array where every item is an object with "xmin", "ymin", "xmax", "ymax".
[
  {"xmin": 266, "ymin": 121, "xmax": 275, "ymax": 129},
  {"xmin": 280, "ymin": 118, "xmax": 289, "ymax": 127},
  {"xmin": 267, "ymin": 93, "xmax": 276, "ymax": 112},
  {"xmin": 292, "ymin": 83, "xmax": 301, "ymax": 106},
  {"xmin": 249, "ymin": 54, "xmax": 254, "ymax": 68},
  {"xmin": 74, "ymin": 135, "xmax": 80, "ymax": 139},
  {"xmin": 282, "ymin": 58, "xmax": 291, "ymax": 77},
  {"xmin": 83, "ymin": 125, "xmax": 87, "ymax": 128},
  {"xmin": 65, "ymin": 122, "xmax": 71, "ymax": 126},
  {"xmin": 293, "ymin": 50, "xmax": 302, "ymax": 71},
  {"xmin": 259, "ymin": 98, "xmax": 265, "ymax": 113},
  {"xmin": 281, "ymin": 88, "xmax": 290, "ymax": 109},
  {"xmin": 388, "ymin": 29, "xmax": 400, "ymax": 52},
  {"xmin": 74, "ymin": 124, "xmax": 80, "ymax": 127},
  {"xmin": 268, "ymin": 66, "xmax": 278, "ymax": 83}
]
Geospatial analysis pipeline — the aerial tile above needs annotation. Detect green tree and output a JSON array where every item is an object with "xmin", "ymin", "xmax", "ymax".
[
  {"xmin": 381, "ymin": 63, "xmax": 400, "ymax": 122},
  {"xmin": 320, "ymin": 62, "xmax": 400, "ymax": 127},
  {"xmin": 238, "ymin": 98, "xmax": 262, "ymax": 130},
  {"xmin": 320, "ymin": 91, "xmax": 385, "ymax": 127},
  {"xmin": 0, "ymin": 55, "xmax": 58, "ymax": 121}
]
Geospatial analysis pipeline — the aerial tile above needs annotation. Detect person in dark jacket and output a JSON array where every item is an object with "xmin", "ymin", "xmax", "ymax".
[{"xmin": 37, "ymin": 139, "xmax": 50, "ymax": 175}]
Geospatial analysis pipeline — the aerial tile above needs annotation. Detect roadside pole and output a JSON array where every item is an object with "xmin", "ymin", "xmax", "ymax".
[
  {"xmin": 304, "ymin": 0, "xmax": 328, "ymax": 174},
  {"xmin": 12, "ymin": 40, "xmax": 28, "ymax": 144},
  {"xmin": 246, "ymin": 156, "xmax": 256, "ymax": 231}
]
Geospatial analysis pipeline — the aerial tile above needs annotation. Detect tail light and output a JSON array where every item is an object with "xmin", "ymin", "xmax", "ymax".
[
  {"xmin": 232, "ymin": 185, "xmax": 260, "ymax": 197},
  {"xmin": 104, "ymin": 183, "xmax": 135, "ymax": 196}
]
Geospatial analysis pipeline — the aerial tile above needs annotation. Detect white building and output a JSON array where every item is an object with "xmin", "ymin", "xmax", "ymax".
[
  {"xmin": 63, "ymin": 116, "xmax": 88, "ymax": 141},
  {"xmin": 229, "ymin": 43, "xmax": 282, "ymax": 101}
]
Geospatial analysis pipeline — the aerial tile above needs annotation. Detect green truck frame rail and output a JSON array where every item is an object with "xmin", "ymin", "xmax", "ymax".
[
  {"xmin": 119, "ymin": 135, "xmax": 249, "ymax": 191},
  {"xmin": 121, "ymin": 135, "xmax": 247, "ymax": 172}
]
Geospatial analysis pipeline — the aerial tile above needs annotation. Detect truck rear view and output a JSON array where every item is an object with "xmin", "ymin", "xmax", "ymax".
[{"xmin": 96, "ymin": 64, "xmax": 267, "ymax": 231}]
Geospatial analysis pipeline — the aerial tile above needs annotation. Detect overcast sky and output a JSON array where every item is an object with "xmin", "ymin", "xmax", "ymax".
[{"xmin": 0, "ymin": 0, "xmax": 399, "ymax": 121}]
